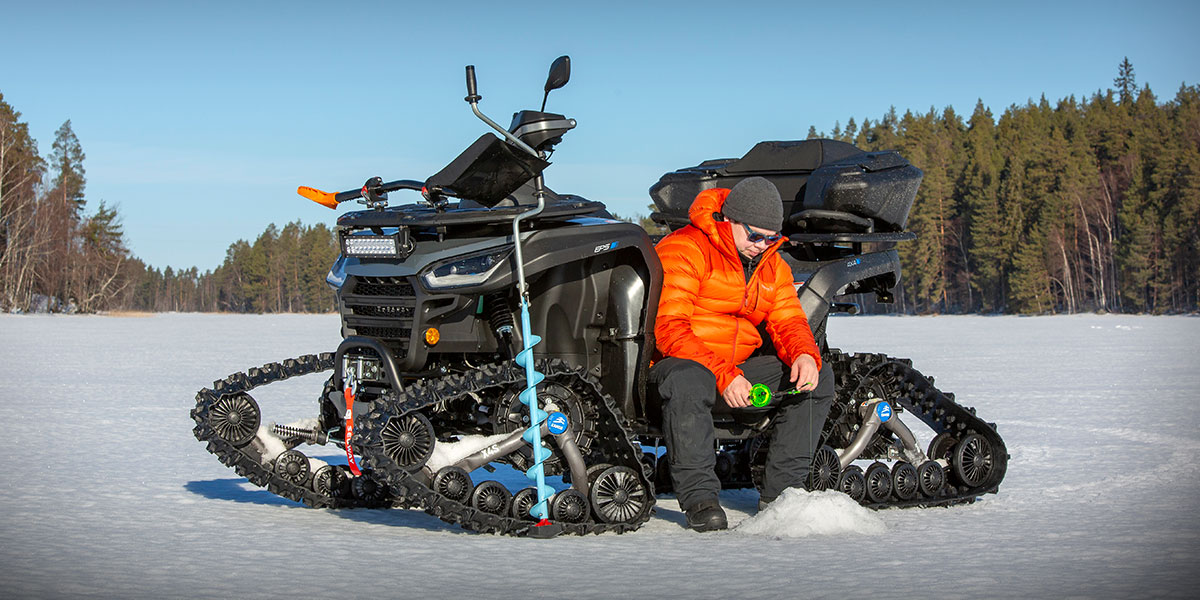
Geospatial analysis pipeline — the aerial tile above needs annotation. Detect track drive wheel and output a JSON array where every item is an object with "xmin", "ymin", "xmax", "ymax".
[
  {"xmin": 808, "ymin": 445, "xmax": 841, "ymax": 491},
  {"xmin": 917, "ymin": 461, "xmax": 945, "ymax": 497},
  {"xmin": 891, "ymin": 461, "xmax": 919, "ymax": 501},
  {"xmin": 312, "ymin": 465, "xmax": 349, "ymax": 498},
  {"xmin": 274, "ymin": 450, "xmax": 311, "ymax": 486},
  {"xmin": 837, "ymin": 465, "xmax": 866, "ymax": 502},
  {"xmin": 550, "ymin": 489, "xmax": 589, "ymax": 523},
  {"xmin": 512, "ymin": 487, "xmax": 538, "ymax": 521},
  {"xmin": 715, "ymin": 452, "xmax": 735, "ymax": 482},
  {"xmin": 927, "ymin": 432, "xmax": 957, "ymax": 462},
  {"xmin": 351, "ymin": 473, "xmax": 391, "ymax": 506},
  {"xmin": 208, "ymin": 393, "xmax": 260, "ymax": 447},
  {"xmin": 380, "ymin": 413, "xmax": 435, "ymax": 472},
  {"xmin": 470, "ymin": 480, "xmax": 513, "ymax": 515},
  {"xmin": 590, "ymin": 466, "xmax": 649, "ymax": 524},
  {"xmin": 951, "ymin": 433, "xmax": 995, "ymax": 488},
  {"xmin": 433, "ymin": 466, "xmax": 473, "ymax": 503},
  {"xmin": 864, "ymin": 462, "xmax": 892, "ymax": 503}
]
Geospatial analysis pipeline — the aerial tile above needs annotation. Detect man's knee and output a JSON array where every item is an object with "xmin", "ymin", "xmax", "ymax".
[
  {"xmin": 811, "ymin": 361, "xmax": 835, "ymax": 405},
  {"xmin": 653, "ymin": 358, "xmax": 717, "ymax": 411}
]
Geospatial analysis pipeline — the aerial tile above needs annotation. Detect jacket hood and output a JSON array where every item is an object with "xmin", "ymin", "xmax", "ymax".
[{"xmin": 688, "ymin": 188, "xmax": 787, "ymax": 261}]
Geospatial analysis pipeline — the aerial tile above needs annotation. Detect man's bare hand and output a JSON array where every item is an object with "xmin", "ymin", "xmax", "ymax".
[
  {"xmin": 722, "ymin": 375, "xmax": 753, "ymax": 408},
  {"xmin": 789, "ymin": 354, "xmax": 820, "ymax": 392}
]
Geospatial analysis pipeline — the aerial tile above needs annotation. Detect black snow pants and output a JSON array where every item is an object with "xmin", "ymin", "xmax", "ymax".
[{"xmin": 649, "ymin": 354, "xmax": 835, "ymax": 511}]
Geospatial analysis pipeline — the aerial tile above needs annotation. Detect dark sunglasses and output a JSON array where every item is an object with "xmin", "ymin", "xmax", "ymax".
[{"xmin": 739, "ymin": 221, "xmax": 782, "ymax": 244}]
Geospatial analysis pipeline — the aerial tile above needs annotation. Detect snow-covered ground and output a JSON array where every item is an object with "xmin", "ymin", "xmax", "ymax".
[{"xmin": 2, "ymin": 313, "xmax": 1198, "ymax": 599}]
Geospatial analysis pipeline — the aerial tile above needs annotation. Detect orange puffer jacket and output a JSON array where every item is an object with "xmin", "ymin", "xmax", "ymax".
[{"xmin": 654, "ymin": 188, "xmax": 821, "ymax": 392}]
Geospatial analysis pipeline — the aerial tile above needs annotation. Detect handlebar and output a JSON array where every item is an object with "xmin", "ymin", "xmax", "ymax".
[{"xmin": 298, "ymin": 179, "xmax": 424, "ymax": 209}]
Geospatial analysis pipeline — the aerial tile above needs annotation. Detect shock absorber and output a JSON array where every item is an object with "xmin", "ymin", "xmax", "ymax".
[{"xmin": 486, "ymin": 292, "xmax": 516, "ymax": 357}]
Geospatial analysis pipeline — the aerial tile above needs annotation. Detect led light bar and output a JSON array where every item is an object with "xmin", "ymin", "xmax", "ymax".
[{"xmin": 341, "ymin": 231, "xmax": 409, "ymax": 258}]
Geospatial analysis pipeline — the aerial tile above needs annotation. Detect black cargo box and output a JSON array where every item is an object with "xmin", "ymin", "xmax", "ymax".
[{"xmin": 649, "ymin": 139, "xmax": 922, "ymax": 233}]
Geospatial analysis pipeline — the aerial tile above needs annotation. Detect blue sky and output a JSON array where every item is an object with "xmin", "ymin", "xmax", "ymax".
[{"xmin": 3, "ymin": 0, "xmax": 1198, "ymax": 271}]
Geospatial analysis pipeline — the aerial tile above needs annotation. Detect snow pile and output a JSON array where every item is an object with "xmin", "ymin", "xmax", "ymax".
[
  {"xmin": 254, "ymin": 425, "xmax": 289, "ymax": 463},
  {"xmin": 255, "ymin": 418, "xmax": 322, "ymax": 464},
  {"xmin": 734, "ymin": 488, "xmax": 886, "ymax": 538},
  {"xmin": 425, "ymin": 432, "xmax": 513, "ymax": 473}
]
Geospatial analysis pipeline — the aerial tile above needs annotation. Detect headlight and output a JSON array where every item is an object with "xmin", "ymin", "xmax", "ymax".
[
  {"xmin": 341, "ymin": 230, "xmax": 410, "ymax": 258},
  {"xmin": 421, "ymin": 246, "xmax": 512, "ymax": 289}
]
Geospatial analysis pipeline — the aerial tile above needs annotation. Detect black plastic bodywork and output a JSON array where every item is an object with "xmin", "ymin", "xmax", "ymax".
[
  {"xmin": 787, "ymin": 249, "xmax": 903, "ymax": 329},
  {"xmin": 650, "ymin": 139, "xmax": 922, "ymax": 234},
  {"xmin": 508, "ymin": 111, "xmax": 576, "ymax": 151},
  {"xmin": 333, "ymin": 199, "xmax": 661, "ymax": 418},
  {"xmin": 425, "ymin": 133, "xmax": 551, "ymax": 207}
]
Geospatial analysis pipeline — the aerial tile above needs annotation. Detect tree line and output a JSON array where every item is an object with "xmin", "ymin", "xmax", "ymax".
[
  {"xmin": 0, "ymin": 103, "xmax": 128, "ymax": 314},
  {"xmin": 805, "ymin": 58, "xmax": 1199, "ymax": 314},
  {"xmin": 1, "ymin": 93, "xmax": 340, "ymax": 314},
  {"xmin": 119, "ymin": 221, "xmax": 339, "ymax": 313},
  {"xmin": 3, "ymin": 59, "xmax": 1197, "ymax": 314}
]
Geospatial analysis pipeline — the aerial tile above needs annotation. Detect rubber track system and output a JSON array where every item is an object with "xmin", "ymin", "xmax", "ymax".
[
  {"xmin": 353, "ymin": 358, "xmax": 656, "ymax": 536},
  {"xmin": 191, "ymin": 353, "xmax": 383, "ymax": 509},
  {"xmin": 826, "ymin": 350, "xmax": 1009, "ymax": 509}
]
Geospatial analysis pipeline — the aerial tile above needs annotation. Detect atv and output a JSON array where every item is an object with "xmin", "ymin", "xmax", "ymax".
[{"xmin": 192, "ymin": 56, "xmax": 1007, "ymax": 536}]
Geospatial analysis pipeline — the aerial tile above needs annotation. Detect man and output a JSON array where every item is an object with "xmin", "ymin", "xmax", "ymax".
[{"xmin": 651, "ymin": 176, "xmax": 834, "ymax": 532}]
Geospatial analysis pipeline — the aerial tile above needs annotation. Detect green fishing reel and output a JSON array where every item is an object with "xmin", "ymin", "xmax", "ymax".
[
  {"xmin": 749, "ymin": 383, "xmax": 773, "ymax": 407},
  {"xmin": 749, "ymin": 383, "xmax": 809, "ymax": 407}
]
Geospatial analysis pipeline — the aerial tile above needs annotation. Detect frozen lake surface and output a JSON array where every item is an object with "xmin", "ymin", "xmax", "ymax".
[{"xmin": 2, "ymin": 313, "xmax": 1198, "ymax": 599}]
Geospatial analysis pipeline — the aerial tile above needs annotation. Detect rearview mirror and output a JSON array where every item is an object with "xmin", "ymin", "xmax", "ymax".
[{"xmin": 544, "ymin": 55, "xmax": 571, "ymax": 93}]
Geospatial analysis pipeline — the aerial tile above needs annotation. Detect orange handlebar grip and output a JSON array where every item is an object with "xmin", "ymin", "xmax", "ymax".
[{"xmin": 298, "ymin": 186, "xmax": 338, "ymax": 209}]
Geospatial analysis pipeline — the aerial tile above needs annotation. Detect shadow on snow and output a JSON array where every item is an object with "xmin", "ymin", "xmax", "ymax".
[{"xmin": 182, "ymin": 478, "xmax": 473, "ymax": 532}]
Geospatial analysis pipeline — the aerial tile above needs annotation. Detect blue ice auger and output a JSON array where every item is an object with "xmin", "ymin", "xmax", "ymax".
[
  {"xmin": 515, "ymin": 300, "xmax": 552, "ymax": 521},
  {"xmin": 511, "ymin": 183, "xmax": 558, "ymax": 532},
  {"xmin": 461, "ymin": 58, "xmax": 573, "ymax": 536}
]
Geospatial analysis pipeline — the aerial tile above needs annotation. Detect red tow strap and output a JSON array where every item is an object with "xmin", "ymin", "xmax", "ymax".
[{"xmin": 344, "ymin": 385, "xmax": 362, "ymax": 476}]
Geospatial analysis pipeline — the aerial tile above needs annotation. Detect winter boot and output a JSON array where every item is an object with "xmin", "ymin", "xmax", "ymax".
[{"xmin": 684, "ymin": 499, "xmax": 728, "ymax": 532}]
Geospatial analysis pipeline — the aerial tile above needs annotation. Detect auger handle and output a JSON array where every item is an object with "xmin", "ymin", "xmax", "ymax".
[{"xmin": 465, "ymin": 65, "xmax": 481, "ymax": 103}]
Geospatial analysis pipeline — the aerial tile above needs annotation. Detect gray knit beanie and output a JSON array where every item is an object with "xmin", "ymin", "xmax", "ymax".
[{"xmin": 722, "ymin": 177, "xmax": 783, "ymax": 232}]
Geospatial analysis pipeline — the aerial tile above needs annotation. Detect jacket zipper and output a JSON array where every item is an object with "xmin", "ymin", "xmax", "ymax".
[
  {"xmin": 734, "ymin": 243, "xmax": 779, "ymax": 362},
  {"xmin": 726, "ymin": 234, "xmax": 781, "ymax": 364}
]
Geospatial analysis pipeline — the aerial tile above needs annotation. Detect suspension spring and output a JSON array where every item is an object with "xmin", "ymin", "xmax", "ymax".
[{"xmin": 486, "ymin": 292, "xmax": 515, "ymax": 336}]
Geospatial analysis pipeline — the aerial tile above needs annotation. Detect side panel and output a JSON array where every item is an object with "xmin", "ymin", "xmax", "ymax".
[
  {"xmin": 780, "ymin": 249, "xmax": 902, "ymax": 331},
  {"xmin": 523, "ymin": 224, "xmax": 662, "ymax": 420}
]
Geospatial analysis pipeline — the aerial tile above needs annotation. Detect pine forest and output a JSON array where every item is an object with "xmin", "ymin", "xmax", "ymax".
[{"xmin": 2, "ymin": 60, "xmax": 1197, "ymax": 315}]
